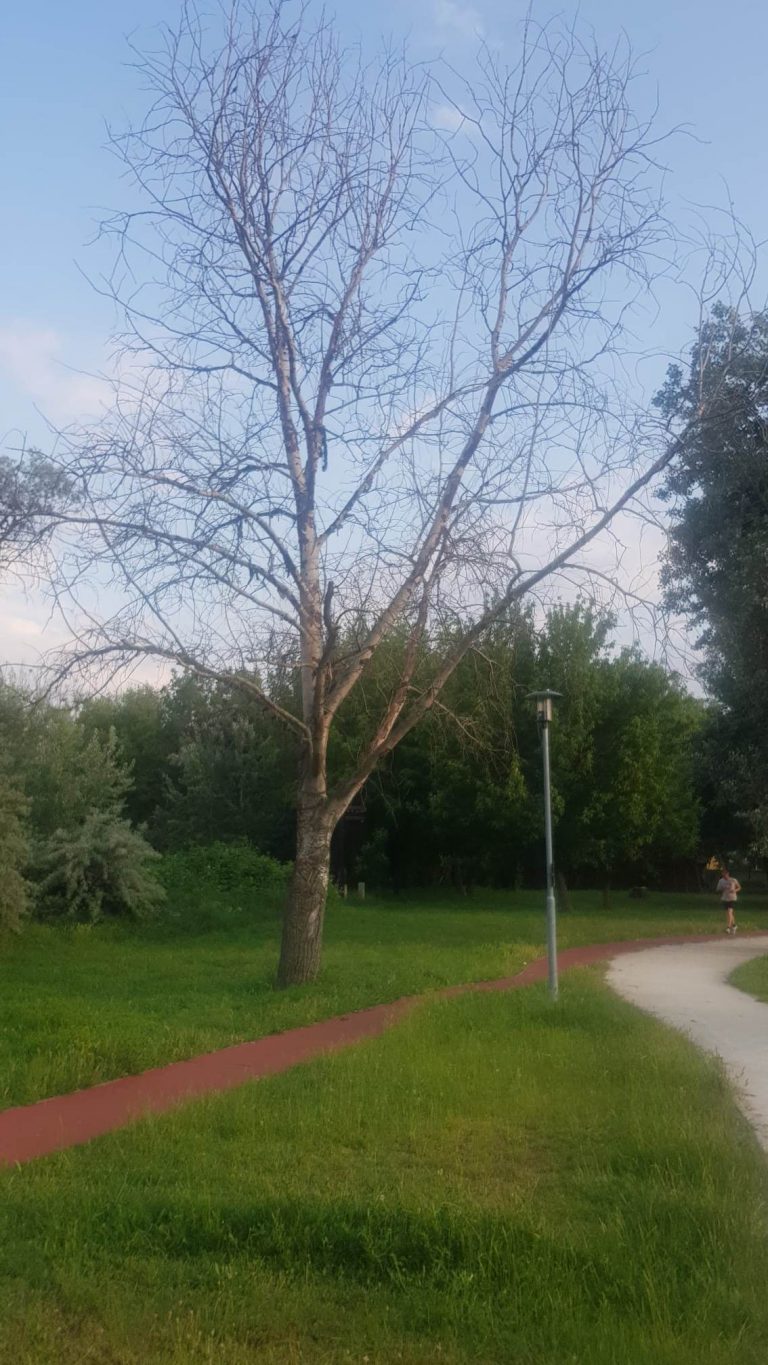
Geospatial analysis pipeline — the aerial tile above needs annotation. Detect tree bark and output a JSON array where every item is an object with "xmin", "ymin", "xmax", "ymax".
[{"xmin": 277, "ymin": 795, "xmax": 333, "ymax": 986}]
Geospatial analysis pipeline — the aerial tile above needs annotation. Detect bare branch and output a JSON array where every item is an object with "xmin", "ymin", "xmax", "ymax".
[{"xmin": 43, "ymin": 1, "xmax": 755, "ymax": 981}]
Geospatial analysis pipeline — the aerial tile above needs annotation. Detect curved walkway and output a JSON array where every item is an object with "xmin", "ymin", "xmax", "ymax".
[
  {"xmin": 0, "ymin": 932, "xmax": 759, "ymax": 1167},
  {"xmin": 609, "ymin": 934, "xmax": 768, "ymax": 1150}
]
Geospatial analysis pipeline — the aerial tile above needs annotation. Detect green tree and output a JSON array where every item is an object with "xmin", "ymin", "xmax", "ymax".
[
  {"xmin": 658, "ymin": 305, "xmax": 768, "ymax": 854},
  {"xmin": 78, "ymin": 686, "xmax": 178, "ymax": 830},
  {"xmin": 418, "ymin": 611, "xmax": 539, "ymax": 888},
  {"xmin": 0, "ymin": 681, "xmax": 149, "ymax": 927},
  {"xmin": 0, "ymin": 451, "xmax": 70, "ymax": 571},
  {"xmin": 0, "ymin": 692, "xmax": 131, "ymax": 842},
  {"xmin": 0, "ymin": 775, "xmax": 31, "ymax": 931},
  {"xmin": 343, "ymin": 605, "xmax": 702, "ymax": 893},
  {"xmin": 566, "ymin": 656, "xmax": 702, "ymax": 891},
  {"xmin": 36, "ymin": 810, "xmax": 165, "ymax": 923},
  {"xmin": 156, "ymin": 675, "xmax": 296, "ymax": 856}
]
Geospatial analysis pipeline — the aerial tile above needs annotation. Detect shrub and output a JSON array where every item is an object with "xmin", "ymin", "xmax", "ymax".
[
  {"xmin": 159, "ymin": 842, "xmax": 343, "ymax": 916},
  {"xmin": 0, "ymin": 776, "xmax": 31, "ymax": 932},
  {"xmin": 160, "ymin": 842, "xmax": 292, "ymax": 896},
  {"xmin": 35, "ymin": 809, "xmax": 166, "ymax": 923}
]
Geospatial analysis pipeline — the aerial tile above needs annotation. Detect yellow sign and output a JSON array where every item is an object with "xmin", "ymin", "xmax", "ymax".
[{"xmin": 706, "ymin": 856, "xmax": 721, "ymax": 871}]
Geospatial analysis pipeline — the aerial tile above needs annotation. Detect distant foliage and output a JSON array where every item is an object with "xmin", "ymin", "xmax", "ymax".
[
  {"xmin": 335, "ymin": 604, "xmax": 702, "ymax": 891},
  {"xmin": 157, "ymin": 681, "xmax": 296, "ymax": 856},
  {"xmin": 64, "ymin": 607, "xmax": 708, "ymax": 892},
  {"xmin": 0, "ymin": 776, "xmax": 31, "ymax": 932},
  {"xmin": 78, "ymin": 685, "xmax": 176, "ymax": 829},
  {"xmin": 0, "ymin": 596, "xmax": 716, "ymax": 919},
  {"xmin": 0, "ymin": 682, "xmax": 132, "ymax": 840},
  {"xmin": 35, "ymin": 810, "xmax": 166, "ymax": 923},
  {"xmin": 354, "ymin": 830, "xmax": 392, "ymax": 892},
  {"xmin": 0, "ymin": 451, "xmax": 71, "ymax": 571},
  {"xmin": 79, "ymin": 674, "xmax": 297, "ymax": 857}
]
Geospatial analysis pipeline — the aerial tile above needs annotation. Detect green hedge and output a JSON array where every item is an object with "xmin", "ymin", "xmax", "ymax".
[
  {"xmin": 159, "ymin": 842, "xmax": 345, "ymax": 919},
  {"xmin": 160, "ymin": 842, "xmax": 292, "ymax": 896}
]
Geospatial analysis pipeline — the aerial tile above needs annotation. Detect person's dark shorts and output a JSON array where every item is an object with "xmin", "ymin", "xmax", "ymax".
[{"xmin": 723, "ymin": 901, "xmax": 736, "ymax": 911}]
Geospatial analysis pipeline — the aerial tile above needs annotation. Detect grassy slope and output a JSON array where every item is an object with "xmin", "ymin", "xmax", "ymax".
[
  {"xmin": 730, "ymin": 951, "xmax": 768, "ymax": 1001},
  {"xmin": 2, "ymin": 889, "xmax": 766, "ymax": 1107},
  {"xmin": 1, "ymin": 971, "xmax": 767, "ymax": 1364}
]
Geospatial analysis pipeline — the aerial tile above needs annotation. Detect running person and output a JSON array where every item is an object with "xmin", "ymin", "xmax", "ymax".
[{"xmin": 716, "ymin": 866, "xmax": 741, "ymax": 934}]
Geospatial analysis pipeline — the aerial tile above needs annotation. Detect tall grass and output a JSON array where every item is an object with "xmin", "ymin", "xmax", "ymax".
[
  {"xmin": 730, "ymin": 951, "xmax": 768, "ymax": 1000},
  {"xmin": 1, "ymin": 880, "xmax": 766, "ymax": 1107},
  {"xmin": 1, "ymin": 973, "xmax": 767, "ymax": 1362}
]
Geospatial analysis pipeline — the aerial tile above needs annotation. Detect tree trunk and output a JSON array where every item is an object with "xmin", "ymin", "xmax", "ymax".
[{"xmin": 278, "ymin": 797, "xmax": 333, "ymax": 986}]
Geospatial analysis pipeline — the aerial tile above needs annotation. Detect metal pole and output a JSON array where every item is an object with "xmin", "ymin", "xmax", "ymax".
[{"xmin": 540, "ymin": 715, "xmax": 559, "ymax": 1000}]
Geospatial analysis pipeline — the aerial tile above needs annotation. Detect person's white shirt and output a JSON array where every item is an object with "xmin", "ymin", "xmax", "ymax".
[{"xmin": 716, "ymin": 876, "xmax": 739, "ymax": 902}]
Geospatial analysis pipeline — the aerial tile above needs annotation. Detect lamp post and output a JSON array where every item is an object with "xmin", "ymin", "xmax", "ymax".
[{"xmin": 526, "ymin": 690, "xmax": 562, "ymax": 1000}]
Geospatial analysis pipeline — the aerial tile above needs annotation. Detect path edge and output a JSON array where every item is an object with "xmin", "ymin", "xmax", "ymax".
[{"xmin": 1, "ymin": 931, "xmax": 764, "ymax": 1167}]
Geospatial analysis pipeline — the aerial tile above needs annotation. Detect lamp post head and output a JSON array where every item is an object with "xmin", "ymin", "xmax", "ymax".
[{"xmin": 525, "ymin": 689, "xmax": 563, "ymax": 725}]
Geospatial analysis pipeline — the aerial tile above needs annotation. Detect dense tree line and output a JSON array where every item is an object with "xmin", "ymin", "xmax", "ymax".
[
  {"xmin": 72, "ymin": 604, "xmax": 705, "ymax": 895},
  {"xmin": 2, "ymin": 593, "xmax": 756, "ymax": 933}
]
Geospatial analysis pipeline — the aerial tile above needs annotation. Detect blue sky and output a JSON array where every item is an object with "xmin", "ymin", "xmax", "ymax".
[
  {"xmin": 0, "ymin": 0, "xmax": 766, "ymax": 664},
  {"xmin": 2, "ymin": 0, "xmax": 766, "ymax": 439}
]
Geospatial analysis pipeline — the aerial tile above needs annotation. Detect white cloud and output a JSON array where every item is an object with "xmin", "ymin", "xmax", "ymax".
[
  {"xmin": 433, "ymin": 0, "xmax": 485, "ymax": 40},
  {"xmin": 429, "ymin": 101, "xmax": 486, "ymax": 143},
  {"xmin": 0, "ymin": 608, "xmax": 45, "ymax": 641},
  {"xmin": 0, "ymin": 592, "xmax": 64, "ymax": 675},
  {"xmin": 0, "ymin": 321, "xmax": 113, "ymax": 427},
  {"xmin": 431, "ymin": 102, "xmax": 469, "ymax": 132},
  {"xmin": 0, "ymin": 588, "xmax": 174, "ymax": 691}
]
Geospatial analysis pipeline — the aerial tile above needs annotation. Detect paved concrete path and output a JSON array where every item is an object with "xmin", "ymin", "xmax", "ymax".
[
  {"xmin": 609, "ymin": 935, "xmax": 768, "ymax": 1149},
  {"xmin": 0, "ymin": 933, "xmax": 743, "ymax": 1168}
]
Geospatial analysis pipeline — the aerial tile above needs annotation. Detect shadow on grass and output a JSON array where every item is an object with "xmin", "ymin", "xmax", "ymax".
[
  {"xmin": 134, "ymin": 1197, "xmax": 598, "ymax": 1288},
  {"xmin": 22, "ymin": 1188, "xmax": 715, "ymax": 1324}
]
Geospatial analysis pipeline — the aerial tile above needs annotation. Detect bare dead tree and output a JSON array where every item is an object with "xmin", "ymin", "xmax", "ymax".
[{"xmin": 50, "ymin": 2, "xmax": 754, "ymax": 983}]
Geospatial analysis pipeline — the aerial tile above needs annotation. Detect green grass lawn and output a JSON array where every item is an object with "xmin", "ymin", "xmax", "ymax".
[
  {"xmin": 2, "ymin": 887, "xmax": 767, "ymax": 1107},
  {"xmin": 2, "ymin": 970, "xmax": 767, "ymax": 1364},
  {"xmin": 730, "ymin": 951, "xmax": 768, "ymax": 1001}
]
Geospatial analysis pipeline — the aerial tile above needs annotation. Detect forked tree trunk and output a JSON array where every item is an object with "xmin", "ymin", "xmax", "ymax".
[{"xmin": 277, "ymin": 794, "xmax": 334, "ymax": 986}]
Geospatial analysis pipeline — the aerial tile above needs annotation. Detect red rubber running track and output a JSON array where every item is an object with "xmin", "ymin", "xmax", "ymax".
[{"xmin": 0, "ymin": 934, "xmax": 736, "ymax": 1167}]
